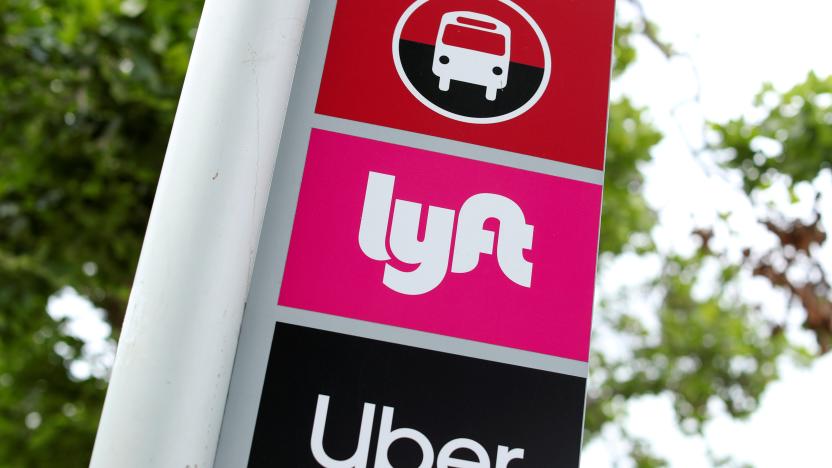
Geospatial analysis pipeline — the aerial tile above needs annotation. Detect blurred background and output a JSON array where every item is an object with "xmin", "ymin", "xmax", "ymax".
[{"xmin": 1, "ymin": 0, "xmax": 830, "ymax": 466}]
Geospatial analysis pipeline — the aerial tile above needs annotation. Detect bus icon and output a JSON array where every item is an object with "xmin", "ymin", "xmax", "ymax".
[{"xmin": 432, "ymin": 11, "xmax": 511, "ymax": 102}]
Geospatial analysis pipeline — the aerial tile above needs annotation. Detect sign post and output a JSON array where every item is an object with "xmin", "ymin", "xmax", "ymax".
[
  {"xmin": 89, "ymin": 1, "xmax": 310, "ymax": 466},
  {"xmin": 215, "ymin": 0, "xmax": 615, "ymax": 466}
]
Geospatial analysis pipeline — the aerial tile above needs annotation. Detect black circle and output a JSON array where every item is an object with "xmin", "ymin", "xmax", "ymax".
[
  {"xmin": 493, "ymin": 66, "xmax": 503, "ymax": 75},
  {"xmin": 398, "ymin": 37, "xmax": 544, "ymax": 118}
]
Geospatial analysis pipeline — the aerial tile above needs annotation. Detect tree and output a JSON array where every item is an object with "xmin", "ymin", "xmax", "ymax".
[
  {"xmin": 1, "ymin": 1, "xmax": 201, "ymax": 466},
  {"xmin": 587, "ymin": 7, "xmax": 830, "ymax": 464},
  {"xmin": 0, "ymin": 1, "xmax": 828, "ymax": 467}
]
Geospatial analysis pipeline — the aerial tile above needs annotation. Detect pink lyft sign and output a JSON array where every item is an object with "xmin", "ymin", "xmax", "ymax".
[{"xmin": 278, "ymin": 129, "xmax": 601, "ymax": 362}]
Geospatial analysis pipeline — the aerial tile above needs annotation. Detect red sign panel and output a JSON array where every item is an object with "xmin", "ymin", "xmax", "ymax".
[{"xmin": 316, "ymin": 0, "xmax": 615, "ymax": 170}]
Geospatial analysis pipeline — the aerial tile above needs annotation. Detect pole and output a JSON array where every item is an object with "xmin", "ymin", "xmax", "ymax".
[{"xmin": 89, "ymin": 0, "xmax": 310, "ymax": 466}]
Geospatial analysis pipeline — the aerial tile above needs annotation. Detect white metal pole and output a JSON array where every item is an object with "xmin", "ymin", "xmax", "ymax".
[{"xmin": 89, "ymin": 0, "xmax": 310, "ymax": 466}]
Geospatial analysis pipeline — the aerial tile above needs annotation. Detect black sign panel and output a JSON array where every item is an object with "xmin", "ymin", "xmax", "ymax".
[{"xmin": 248, "ymin": 323, "xmax": 586, "ymax": 467}]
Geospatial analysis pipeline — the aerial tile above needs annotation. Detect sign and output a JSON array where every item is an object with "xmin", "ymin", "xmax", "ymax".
[
  {"xmin": 214, "ymin": 0, "xmax": 615, "ymax": 467},
  {"xmin": 248, "ymin": 324, "xmax": 585, "ymax": 467},
  {"xmin": 316, "ymin": 0, "xmax": 612, "ymax": 169}
]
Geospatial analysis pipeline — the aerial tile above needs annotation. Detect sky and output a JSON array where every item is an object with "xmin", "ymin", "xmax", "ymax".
[
  {"xmin": 47, "ymin": 0, "xmax": 832, "ymax": 466},
  {"xmin": 583, "ymin": 0, "xmax": 832, "ymax": 466}
]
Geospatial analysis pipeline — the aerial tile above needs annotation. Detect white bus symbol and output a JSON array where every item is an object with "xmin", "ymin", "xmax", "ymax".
[{"xmin": 432, "ymin": 11, "xmax": 511, "ymax": 102}]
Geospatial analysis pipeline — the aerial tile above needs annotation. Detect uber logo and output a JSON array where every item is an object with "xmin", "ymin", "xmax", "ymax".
[
  {"xmin": 311, "ymin": 394, "xmax": 524, "ymax": 468},
  {"xmin": 359, "ymin": 171, "xmax": 534, "ymax": 295},
  {"xmin": 248, "ymin": 323, "xmax": 586, "ymax": 467}
]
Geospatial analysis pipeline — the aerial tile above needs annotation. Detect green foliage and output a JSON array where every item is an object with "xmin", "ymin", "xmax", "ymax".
[
  {"xmin": 612, "ymin": 23, "xmax": 638, "ymax": 78},
  {"xmin": 590, "ymin": 251, "xmax": 790, "ymax": 435},
  {"xmin": 587, "ymin": 255, "xmax": 787, "ymax": 438},
  {"xmin": 585, "ymin": 71, "xmax": 832, "ymax": 463},
  {"xmin": 589, "ymin": 10, "xmax": 830, "ymax": 462},
  {"xmin": 601, "ymin": 98, "xmax": 662, "ymax": 255},
  {"xmin": 629, "ymin": 436, "xmax": 670, "ymax": 468},
  {"xmin": 712, "ymin": 72, "xmax": 832, "ymax": 194},
  {"xmin": 0, "ymin": 1, "xmax": 202, "ymax": 466},
  {"xmin": 0, "ymin": 269, "xmax": 105, "ymax": 467}
]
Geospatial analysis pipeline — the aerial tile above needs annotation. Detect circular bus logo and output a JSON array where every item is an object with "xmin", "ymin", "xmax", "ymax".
[{"xmin": 393, "ymin": 0, "xmax": 551, "ymax": 124}]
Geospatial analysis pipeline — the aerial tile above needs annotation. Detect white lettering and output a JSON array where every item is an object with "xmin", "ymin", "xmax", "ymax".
[
  {"xmin": 383, "ymin": 199, "xmax": 455, "ymax": 295},
  {"xmin": 310, "ymin": 394, "xmax": 375, "ymax": 468},
  {"xmin": 374, "ymin": 405, "xmax": 434, "ymax": 468},
  {"xmin": 451, "ymin": 193, "xmax": 533, "ymax": 287},
  {"xmin": 358, "ymin": 171, "xmax": 534, "ymax": 294},
  {"xmin": 310, "ymin": 395, "xmax": 526, "ymax": 468},
  {"xmin": 358, "ymin": 172, "xmax": 394, "ymax": 261},
  {"xmin": 437, "ymin": 438, "xmax": 491, "ymax": 468},
  {"xmin": 496, "ymin": 446, "xmax": 525, "ymax": 468}
]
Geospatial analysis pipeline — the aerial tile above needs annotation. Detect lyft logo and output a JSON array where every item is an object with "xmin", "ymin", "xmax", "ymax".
[
  {"xmin": 358, "ymin": 171, "xmax": 534, "ymax": 295},
  {"xmin": 280, "ymin": 130, "xmax": 601, "ymax": 359},
  {"xmin": 311, "ymin": 394, "xmax": 525, "ymax": 468}
]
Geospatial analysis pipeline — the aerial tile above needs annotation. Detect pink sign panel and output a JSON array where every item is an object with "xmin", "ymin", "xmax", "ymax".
[{"xmin": 278, "ymin": 129, "xmax": 601, "ymax": 362}]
